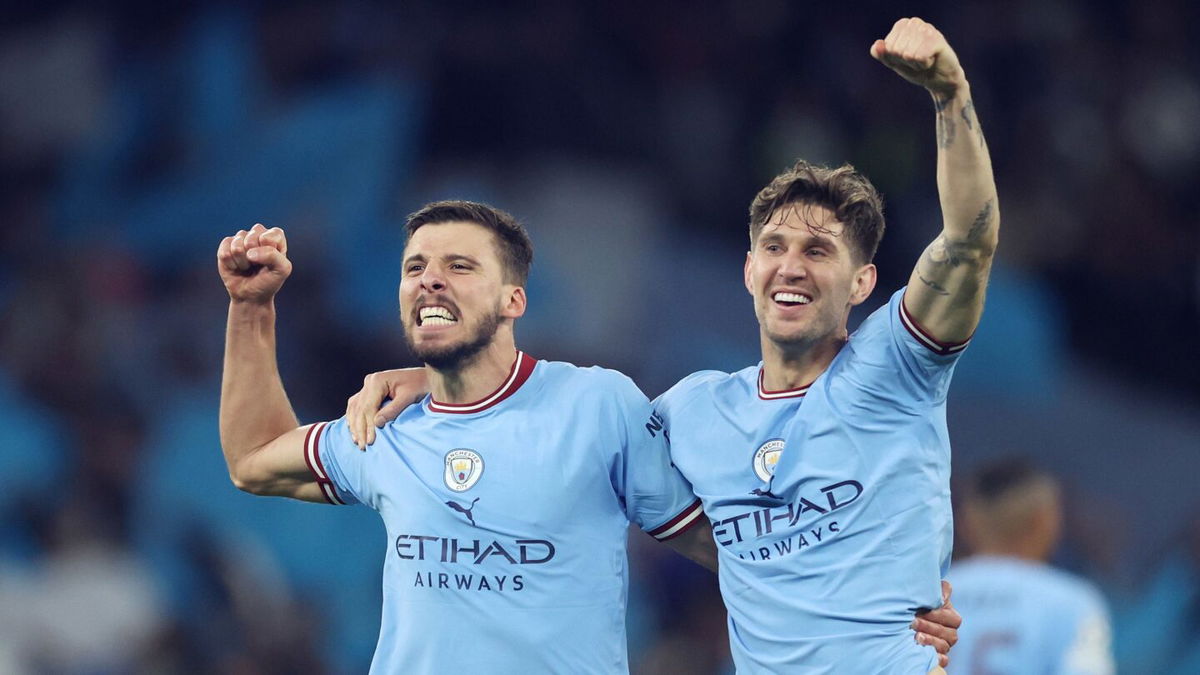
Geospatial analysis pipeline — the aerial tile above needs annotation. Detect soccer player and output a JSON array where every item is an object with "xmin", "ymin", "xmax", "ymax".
[
  {"xmin": 648, "ymin": 18, "xmax": 996, "ymax": 673},
  {"xmin": 347, "ymin": 17, "xmax": 978, "ymax": 673},
  {"xmin": 947, "ymin": 460, "xmax": 1115, "ymax": 674},
  {"xmin": 216, "ymin": 202, "xmax": 715, "ymax": 673}
]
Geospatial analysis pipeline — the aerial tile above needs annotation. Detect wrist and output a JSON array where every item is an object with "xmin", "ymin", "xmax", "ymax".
[
  {"xmin": 929, "ymin": 79, "xmax": 970, "ymax": 105},
  {"xmin": 228, "ymin": 298, "xmax": 277, "ymax": 321}
]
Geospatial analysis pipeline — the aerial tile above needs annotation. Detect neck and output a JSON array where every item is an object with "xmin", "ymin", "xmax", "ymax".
[
  {"xmin": 758, "ymin": 330, "xmax": 847, "ymax": 392},
  {"xmin": 426, "ymin": 333, "xmax": 519, "ymax": 404}
]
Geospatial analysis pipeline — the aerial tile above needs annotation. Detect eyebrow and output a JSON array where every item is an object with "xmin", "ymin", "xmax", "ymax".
[
  {"xmin": 402, "ymin": 253, "xmax": 484, "ymax": 267},
  {"xmin": 758, "ymin": 231, "xmax": 840, "ymax": 250}
]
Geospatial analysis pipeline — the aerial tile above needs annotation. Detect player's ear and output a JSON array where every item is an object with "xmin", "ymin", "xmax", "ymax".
[
  {"xmin": 849, "ymin": 263, "xmax": 877, "ymax": 306},
  {"xmin": 501, "ymin": 285, "xmax": 527, "ymax": 319},
  {"xmin": 744, "ymin": 251, "xmax": 754, "ymax": 295}
]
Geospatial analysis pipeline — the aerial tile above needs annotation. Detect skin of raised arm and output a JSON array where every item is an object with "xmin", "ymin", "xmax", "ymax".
[
  {"xmin": 218, "ymin": 224, "xmax": 326, "ymax": 503},
  {"xmin": 872, "ymin": 18, "xmax": 1000, "ymax": 344}
]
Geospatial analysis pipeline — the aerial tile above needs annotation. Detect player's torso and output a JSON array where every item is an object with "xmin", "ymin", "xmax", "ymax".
[
  {"xmin": 361, "ymin": 366, "xmax": 633, "ymax": 673},
  {"xmin": 369, "ymin": 390, "xmax": 628, "ymax": 606},
  {"xmin": 662, "ymin": 364, "xmax": 949, "ymax": 672}
]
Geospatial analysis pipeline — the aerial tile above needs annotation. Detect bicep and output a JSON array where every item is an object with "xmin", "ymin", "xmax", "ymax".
[
  {"xmin": 231, "ymin": 424, "xmax": 327, "ymax": 503},
  {"xmin": 905, "ymin": 232, "xmax": 995, "ymax": 345}
]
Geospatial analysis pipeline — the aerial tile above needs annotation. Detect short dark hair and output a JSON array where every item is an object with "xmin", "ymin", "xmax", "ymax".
[
  {"xmin": 969, "ymin": 457, "xmax": 1052, "ymax": 503},
  {"xmin": 748, "ymin": 160, "xmax": 886, "ymax": 264},
  {"xmin": 404, "ymin": 200, "xmax": 534, "ymax": 285}
]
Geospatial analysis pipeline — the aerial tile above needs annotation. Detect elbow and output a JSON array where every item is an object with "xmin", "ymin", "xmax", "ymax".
[{"xmin": 224, "ymin": 452, "xmax": 268, "ymax": 495}]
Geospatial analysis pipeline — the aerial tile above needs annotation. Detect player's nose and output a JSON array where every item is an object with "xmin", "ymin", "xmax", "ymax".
[
  {"xmin": 775, "ymin": 251, "xmax": 808, "ymax": 281},
  {"xmin": 419, "ymin": 265, "xmax": 447, "ymax": 292}
]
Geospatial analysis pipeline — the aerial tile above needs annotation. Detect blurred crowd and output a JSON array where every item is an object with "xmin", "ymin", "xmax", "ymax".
[{"xmin": 0, "ymin": 1, "xmax": 1197, "ymax": 672}]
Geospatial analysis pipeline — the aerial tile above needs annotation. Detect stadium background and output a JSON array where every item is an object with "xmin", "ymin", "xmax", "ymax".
[{"xmin": 1, "ymin": 0, "xmax": 1197, "ymax": 672}]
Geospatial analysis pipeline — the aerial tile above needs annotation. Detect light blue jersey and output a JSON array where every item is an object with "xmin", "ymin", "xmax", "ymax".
[
  {"xmin": 947, "ymin": 556, "xmax": 1114, "ymax": 675},
  {"xmin": 306, "ymin": 352, "xmax": 705, "ymax": 674},
  {"xmin": 656, "ymin": 287, "xmax": 966, "ymax": 674}
]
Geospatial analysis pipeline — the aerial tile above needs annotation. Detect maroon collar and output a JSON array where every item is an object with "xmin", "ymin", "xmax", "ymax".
[
  {"xmin": 428, "ymin": 351, "xmax": 536, "ymax": 414},
  {"xmin": 757, "ymin": 367, "xmax": 811, "ymax": 400}
]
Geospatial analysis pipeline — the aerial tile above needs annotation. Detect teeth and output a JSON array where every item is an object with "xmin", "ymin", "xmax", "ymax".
[
  {"xmin": 773, "ymin": 292, "xmax": 810, "ymax": 304},
  {"xmin": 419, "ymin": 306, "xmax": 457, "ymax": 326}
]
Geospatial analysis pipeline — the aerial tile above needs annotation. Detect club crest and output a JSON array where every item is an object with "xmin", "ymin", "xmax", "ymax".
[
  {"xmin": 444, "ymin": 449, "xmax": 484, "ymax": 492},
  {"xmin": 752, "ymin": 439, "xmax": 785, "ymax": 482}
]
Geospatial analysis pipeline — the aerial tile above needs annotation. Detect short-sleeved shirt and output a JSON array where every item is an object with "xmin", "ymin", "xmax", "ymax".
[
  {"xmin": 306, "ymin": 352, "xmax": 704, "ymax": 674},
  {"xmin": 947, "ymin": 556, "xmax": 1115, "ymax": 675},
  {"xmin": 656, "ymin": 288, "xmax": 967, "ymax": 673}
]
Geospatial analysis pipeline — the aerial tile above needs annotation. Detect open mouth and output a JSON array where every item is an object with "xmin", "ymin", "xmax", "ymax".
[
  {"xmin": 772, "ymin": 291, "xmax": 812, "ymax": 308},
  {"xmin": 417, "ymin": 305, "xmax": 458, "ymax": 327}
]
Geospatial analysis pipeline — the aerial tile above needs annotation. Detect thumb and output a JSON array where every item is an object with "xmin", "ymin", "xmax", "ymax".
[
  {"xmin": 375, "ymin": 397, "xmax": 411, "ymax": 427},
  {"xmin": 870, "ymin": 39, "xmax": 887, "ymax": 61},
  {"xmin": 247, "ymin": 246, "xmax": 289, "ymax": 271}
]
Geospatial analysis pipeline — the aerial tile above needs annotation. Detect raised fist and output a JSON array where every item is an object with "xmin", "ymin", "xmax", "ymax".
[
  {"xmin": 871, "ymin": 18, "xmax": 965, "ymax": 97},
  {"xmin": 217, "ymin": 223, "xmax": 292, "ymax": 304}
]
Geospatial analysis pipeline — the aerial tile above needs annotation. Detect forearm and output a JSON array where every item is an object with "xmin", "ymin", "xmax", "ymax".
[
  {"xmin": 932, "ymin": 81, "xmax": 999, "ymax": 254},
  {"xmin": 906, "ymin": 80, "xmax": 1001, "ymax": 339},
  {"xmin": 219, "ymin": 300, "xmax": 301, "ymax": 484}
]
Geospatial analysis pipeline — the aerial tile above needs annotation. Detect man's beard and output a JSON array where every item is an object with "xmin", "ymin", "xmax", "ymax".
[{"xmin": 404, "ymin": 306, "xmax": 503, "ymax": 371}]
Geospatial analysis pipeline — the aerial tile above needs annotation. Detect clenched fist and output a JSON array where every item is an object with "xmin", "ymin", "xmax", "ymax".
[
  {"xmin": 871, "ymin": 18, "xmax": 966, "ymax": 98},
  {"xmin": 217, "ymin": 223, "xmax": 292, "ymax": 304}
]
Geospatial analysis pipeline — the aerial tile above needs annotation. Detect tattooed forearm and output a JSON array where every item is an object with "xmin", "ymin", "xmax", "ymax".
[
  {"xmin": 960, "ymin": 99, "xmax": 974, "ymax": 131},
  {"xmin": 935, "ymin": 96, "xmax": 956, "ymax": 149},
  {"xmin": 960, "ymin": 99, "xmax": 986, "ymax": 147}
]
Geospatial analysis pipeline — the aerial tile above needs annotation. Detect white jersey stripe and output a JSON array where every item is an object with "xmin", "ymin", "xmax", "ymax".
[{"xmin": 651, "ymin": 500, "xmax": 705, "ymax": 541}]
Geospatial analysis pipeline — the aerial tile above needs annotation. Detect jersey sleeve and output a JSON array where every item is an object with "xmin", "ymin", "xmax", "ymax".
[
  {"xmin": 845, "ymin": 286, "xmax": 971, "ymax": 403},
  {"xmin": 607, "ymin": 375, "xmax": 704, "ymax": 542},
  {"xmin": 303, "ymin": 418, "xmax": 365, "ymax": 507}
]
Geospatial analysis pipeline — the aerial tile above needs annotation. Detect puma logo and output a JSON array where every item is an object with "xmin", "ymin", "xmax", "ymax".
[
  {"xmin": 445, "ymin": 497, "xmax": 480, "ymax": 527},
  {"xmin": 750, "ymin": 487, "xmax": 782, "ymax": 501}
]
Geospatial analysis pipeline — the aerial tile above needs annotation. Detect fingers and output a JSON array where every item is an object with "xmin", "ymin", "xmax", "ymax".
[
  {"xmin": 348, "ymin": 373, "xmax": 393, "ymax": 451},
  {"xmin": 869, "ymin": 39, "xmax": 887, "ymax": 61},
  {"xmin": 878, "ymin": 17, "xmax": 939, "ymax": 68},
  {"xmin": 228, "ymin": 229, "xmax": 251, "ymax": 271},
  {"xmin": 260, "ymin": 226, "xmax": 287, "ymax": 255},
  {"xmin": 914, "ymin": 629, "xmax": 950, "ymax": 657},
  {"xmin": 217, "ymin": 236, "xmax": 237, "ymax": 272},
  {"xmin": 347, "ymin": 392, "xmax": 369, "ymax": 450},
  {"xmin": 913, "ymin": 615, "xmax": 959, "ymax": 644},
  {"xmin": 376, "ymin": 397, "xmax": 410, "ymax": 428},
  {"xmin": 245, "ymin": 244, "xmax": 289, "ymax": 272},
  {"xmin": 218, "ymin": 224, "xmax": 288, "ymax": 273},
  {"xmin": 939, "ymin": 652, "xmax": 949, "ymax": 669}
]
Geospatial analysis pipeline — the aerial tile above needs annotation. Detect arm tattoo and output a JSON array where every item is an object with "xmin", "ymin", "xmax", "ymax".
[
  {"xmin": 967, "ymin": 199, "xmax": 995, "ymax": 240},
  {"xmin": 917, "ymin": 270, "xmax": 951, "ymax": 295},
  {"xmin": 960, "ymin": 99, "xmax": 975, "ymax": 131},
  {"xmin": 960, "ymin": 99, "xmax": 986, "ymax": 147},
  {"xmin": 934, "ymin": 96, "xmax": 956, "ymax": 149}
]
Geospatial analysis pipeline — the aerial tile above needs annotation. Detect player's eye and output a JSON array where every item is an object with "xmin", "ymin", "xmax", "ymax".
[
  {"xmin": 406, "ymin": 264, "xmax": 424, "ymax": 274},
  {"xmin": 450, "ymin": 263, "xmax": 470, "ymax": 271},
  {"xmin": 765, "ymin": 243, "xmax": 783, "ymax": 253},
  {"xmin": 806, "ymin": 247, "xmax": 826, "ymax": 257}
]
